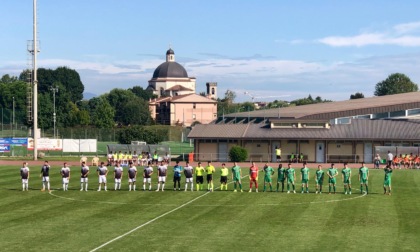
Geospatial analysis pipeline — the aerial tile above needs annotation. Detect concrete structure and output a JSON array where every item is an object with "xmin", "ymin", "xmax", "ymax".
[
  {"xmin": 149, "ymin": 93, "xmax": 217, "ymax": 126},
  {"xmin": 147, "ymin": 49, "xmax": 196, "ymax": 98},
  {"xmin": 188, "ymin": 92, "xmax": 420, "ymax": 163}
]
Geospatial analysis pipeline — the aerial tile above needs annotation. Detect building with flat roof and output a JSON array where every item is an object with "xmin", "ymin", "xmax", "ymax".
[{"xmin": 188, "ymin": 92, "xmax": 420, "ymax": 163}]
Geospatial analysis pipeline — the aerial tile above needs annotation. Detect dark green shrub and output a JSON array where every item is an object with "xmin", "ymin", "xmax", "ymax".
[{"xmin": 229, "ymin": 145, "xmax": 248, "ymax": 162}]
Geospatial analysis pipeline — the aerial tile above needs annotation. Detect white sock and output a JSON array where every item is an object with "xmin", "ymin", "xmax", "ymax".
[
  {"xmin": 47, "ymin": 182, "xmax": 50, "ymax": 190},
  {"xmin": 118, "ymin": 183, "xmax": 121, "ymax": 190},
  {"xmin": 157, "ymin": 184, "xmax": 160, "ymax": 191},
  {"xmin": 149, "ymin": 184, "xmax": 151, "ymax": 190},
  {"xmin": 81, "ymin": 183, "xmax": 84, "ymax": 190},
  {"xmin": 85, "ymin": 183, "xmax": 88, "ymax": 191},
  {"xmin": 129, "ymin": 184, "xmax": 132, "ymax": 191},
  {"xmin": 22, "ymin": 184, "xmax": 25, "ymax": 190},
  {"xmin": 104, "ymin": 185, "xmax": 107, "ymax": 191},
  {"xmin": 42, "ymin": 183, "xmax": 45, "ymax": 190},
  {"xmin": 98, "ymin": 185, "xmax": 101, "ymax": 191},
  {"xmin": 63, "ymin": 184, "xmax": 66, "ymax": 190},
  {"xmin": 115, "ymin": 184, "xmax": 117, "ymax": 190},
  {"xmin": 133, "ymin": 185, "xmax": 136, "ymax": 191},
  {"xmin": 26, "ymin": 183, "xmax": 29, "ymax": 190},
  {"xmin": 185, "ymin": 183, "xmax": 188, "ymax": 190},
  {"xmin": 143, "ymin": 184, "xmax": 145, "ymax": 190},
  {"xmin": 162, "ymin": 183, "xmax": 165, "ymax": 190}
]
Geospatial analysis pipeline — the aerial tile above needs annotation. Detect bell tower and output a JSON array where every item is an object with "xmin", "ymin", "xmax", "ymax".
[{"xmin": 206, "ymin": 82, "xmax": 217, "ymax": 100}]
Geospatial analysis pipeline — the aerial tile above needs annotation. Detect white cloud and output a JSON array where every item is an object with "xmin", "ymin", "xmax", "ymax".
[{"xmin": 318, "ymin": 21, "xmax": 420, "ymax": 47}]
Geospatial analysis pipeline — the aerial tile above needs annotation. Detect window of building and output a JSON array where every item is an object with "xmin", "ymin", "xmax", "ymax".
[
  {"xmin": 390, "ymin": 110, "xmax": 405, "ymax": 117},
  {"xmin": 192, "ymin": 114, "xmax": 196, "ymax": 119},
  {"xmin": 372, "ymin": 112, "xmax": 388, "ymax": 119},
  {"xmin": 193, "ymin": 103, "xmax": 196, "ymax": 109},
  {"xmin": 408, "ymin": 108, "xmax": 420, "ymax": 116},
  {"xmin": 211, "ymin": 88, "xmax": 215, "ymax": 95}
]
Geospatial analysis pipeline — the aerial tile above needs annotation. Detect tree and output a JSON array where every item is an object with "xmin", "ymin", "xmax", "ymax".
[
  {"xmin": 119, "ymin": 97, "xmax": 152, "ymax": 125},
  {"xmin": 106, "ymin": 88, "xmax": 138, "ymax": 124},
  {"xmin": 229, "ymin": 145, "xmax": 248, "ymax": 162},
  {"xmin": 128, "ymin": 86, "xmax": 156, "ymax": 100},
  {"xmin": 89, "ymin": 97, "xmax": 115, "ymax": 128},
  {"xmin": 117, "ymin": 125, "xmax": 168, "ymax": 144},
  {"xmin": 350, "ymin": 92, "xmax": 365, "ymax": 99},
  {"xmin": 374, "ymin": 73, "xmax": 418, "ymax": 96},
  {"xmin": 223, "ymin": 89, "xmax": 236, "ymax": 103}
]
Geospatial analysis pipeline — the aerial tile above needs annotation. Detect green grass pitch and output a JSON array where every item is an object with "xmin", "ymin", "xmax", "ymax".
[{"xmin": 0, "ymin": 164, "xmax": 419, "ymax": 251}]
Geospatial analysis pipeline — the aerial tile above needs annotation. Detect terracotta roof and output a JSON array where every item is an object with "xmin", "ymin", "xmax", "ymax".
[
  {"xmin": 227, "ymin": 92, "xmax": 420, "ymax": 120},
  {"xmin": 188, "ymin": 119, "xmax": 420, "ymax": 141}
]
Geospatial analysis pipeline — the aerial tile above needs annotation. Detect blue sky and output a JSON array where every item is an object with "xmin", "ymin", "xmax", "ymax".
[{"xmin": 1, "ymin": 0, "xmax": 420, "ymax": 102}]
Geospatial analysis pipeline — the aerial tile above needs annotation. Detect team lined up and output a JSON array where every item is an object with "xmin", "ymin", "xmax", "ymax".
[{"xmin": 19, "ymin": 160, "xmax": 393, "ymax": 195}]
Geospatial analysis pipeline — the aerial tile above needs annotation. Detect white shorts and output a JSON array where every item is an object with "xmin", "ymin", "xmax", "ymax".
[
  {"xmin": 80, "ymin": 177, "xmax": 88, "ymax": 183},
  {"xmin": 22, "ymin": 179, "xmax": 28, "ymax": 184},
  {"xmin": 128, "ymin": 178, "xmax": 136, "ymax": 183},
  {"xmin": 99, "ymin": 175, "xmax": 107, "ymax": 184},
  {"xmin": 115, "ymin": 178, "xmax": 121, "ymax": 183},
  {"xmin": 186, "ymin": 177, "xmax": 193, "ymax": 183},
  {"xmin": 143, "ymin": 178, "xmax": 151, "ymax": 183},
  {"xmin": 42, "ymin": 176, "xmax": 50, "ymax": 182},
  {"xmin": 158, "ymin": 176, "xmax": 166, "ymax": 182},
  {"xmin": 62, "ymin": 178, "xmax": 69, "ymax": 184}
]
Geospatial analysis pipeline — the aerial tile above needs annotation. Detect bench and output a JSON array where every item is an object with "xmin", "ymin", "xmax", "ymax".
[
  {"xmin": 327, "ymin": 155, "xmax": 354, "ymax": 163},
  {"xmin": 287, "ymin": 155, "xmax": 308, "ymax": 163}
]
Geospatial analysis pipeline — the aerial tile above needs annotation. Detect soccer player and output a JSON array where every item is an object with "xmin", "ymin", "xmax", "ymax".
[
  {"xmin": 231, "ymin": 162, "xmax": 243, "ymax": 192},
  {"xmin": 327, "ymin": 163, "xmax": 338, "ymax": 194},
  {"xmin": 60, "ymin": 162, "xmax": 71, "ymax": 191},
  {"xmin": 143, "ymin": 161, "xmax": 154, "ymax": 191},
  {"xmin": 275, "ymin": 146, "xmax": 282, "ymax": 163},
  {"xmin": 184, "ymin": 161, "xmax": 194, "ymax": 191},
  {"xmin": 173, "ymin": 161, "xmax": 183, "ymax": 191},
  {"xmin": 276, "ymin": 164, "xmax": 286, "ymax": 192},
  {"xmin": 128, "ymin": 162, "xmax": 137, "ymax": 191},
  {"xmin": 263, "ymin": 163, "xmax": 274, "ymax": 192},
  {"xmin": 195, "ymin": 162, "xmax": 205, "ymax": 191},
  {"xmin": 156, "ymin": 161, "xmax": 168, "ymax": 192},
  {"xmin": 40, "ymin": 161, "xmax": 50, "ymax": 192},
  {"xmin": 249, "ymin": 162, "xmax": 259, "ymax": 193},
  {"xmin": 114, "ymin": 162, "xmax": 123, "ymax": 190},
  {"xmin": 342, "ymin": 162, "xmax": 352, "ymax": 195},
  {"xmin": 383, "ymin": 165, "xmax": 393, "ymax": 195},
  {"xmin": 286, "ymin": 163, "xmax": 296, "ymax": 194},
  {"xmin": 315, "ymin": 165, "xmax": 324, "ymax": 194},
  {"xmin": 80, "ymin": 161, "xmax": 90, "ymax": 191},
  {"xmin": 300, "ymin": 162, "xmax": 310, "ymax": 193},
  {"xmin": 97, "ymin": 162, "xmax": 108, "ymax": 191},
  {"xmin": 20, "ymin": 162, "xmax": 30, "ymax": 191},
  {"xmin": 359, "ymin": 162, "xmax": 369, "ymax": 194},
  {"xmin": 220, "ymin": 163, "xmax": 229, "ymax": 191},
  {"xmin": 206, "ymin": 161, "xmax": 215, "ymax": 192}
]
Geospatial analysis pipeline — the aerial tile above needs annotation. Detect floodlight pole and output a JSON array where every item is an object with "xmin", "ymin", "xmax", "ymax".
[
  {"xmin": 33, "ymin": 0, "xmax": 39, "ymax": 160},
  {"xmin": 50, "ymin": 87, "xmax": 58, "ymax": 138},
  {"xmin": 12, "ymin": 97, "xmax": 15, "ymax": 137}
]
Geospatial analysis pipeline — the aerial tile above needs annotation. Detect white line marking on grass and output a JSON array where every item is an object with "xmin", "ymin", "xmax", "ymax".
[
  {"xmin": 48, "ymin": 191, "xmax": 128, "ymax": 205},
  {"xmin": 89, "ymin": 191, "xmax": 210, "ymax": 252}
]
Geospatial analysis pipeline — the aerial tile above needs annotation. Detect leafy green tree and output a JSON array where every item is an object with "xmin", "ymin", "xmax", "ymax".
[
  {"xmin": 350, "ymin": 92, "xmax": 365, "ymax": 99},
  {"xmin": 89, "ymin": 97, "xmax": 115, "ymax": 128},
  {"xmin": 229, "ymin": 145, "xmax": 248, "ymax": 162},
  {"xmin": 374, "ymin": 73, "xmax": 418, "ymax": 96},
  {"xmin": 120, "ymin": 98, "xmax": 152, "ymax": 125},
  {"xmin": 128, "ymin": 86, "xmax": 156, "ymax": 100},
  {"xmin": 106, "ymin": 88, "xmax": 138, "ymax": 123},
  {"xmin": 117, "ymin": 125, "xmax": 168, "ymax": 144}
]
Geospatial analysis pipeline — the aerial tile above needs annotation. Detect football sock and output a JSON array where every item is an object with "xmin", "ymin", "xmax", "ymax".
[
  {"xmin": 98, "ymin": 185, "xmax": 101, "ymax": 191},
  {"xmin": 115, "ymin": 184, "xmax": 118, "ymax": 190},
  {"xmin": 264, "ymin": 185, "xmax": 266, "ymax": 191},
  {"xmin": 292, "ymin": 184, "xmax": 294, "ymax": 190},
  {"xmin": 42, "ymin": 183, "xmax": 45, "ymax": 190},
  {"xmin": 349, "ymin": 187, "xmax": 351, "ymax": 193},
  {"xmin": 191, "ymin": 183, "xmax": 193, "ymax": 191},
  {"xmin": 133, "ymin": 185, "xmax": 136, "ymax": 191},
  {"xmin": 149, "ymin": 185, "xmax": 151, "ymax": 190},
  {"xmin": 211, "ymin": 182, "xmax": 214, "ymax": 190},
  {"xmin": 282, "ymin": 183, "xmax": 284, "ymax": 192},
  {"xmin": 47, "ymin": 182, "xmax": 50, "ymax": 191},
  {"xmin": 250, "ymin": 181, "xmax": 253, "ymax": 189},
  {"xmin": 143, "ymin": 185, "xmax": 146, "ymax": 190},
  {"xmin": 185, "ymin": 184, "xmax": 188, "ymax": 190},
  {"xmin": 129, "ymin": 184, "xmax": 132, "ymax": 191},
  {"xmin": 162, "ymin": 184, "xmax": 165, "ymax": 190},
  {"xmin": 306, "ymin": 186, "xmax": 309, "ymax": 193},
  {"xmin": 384, "ymin": 187, "xmax": 386, "ymax": 193},
  {"xmin": 104, "ymin": 185, "xmax": 107, "ymax": 191},
  {"xmin": 255, "ymin": 182, "xmax": 258, "ymax": 189},
  {"xmin": 200, "ymin": 184, "xmax": 203, "ymax": 190},
  {"xmin": 329, "ymin": 185, "xmax": 331, "ymax": 192},
  {"xmin": 301, "ymin": 186, "xmax": 304, "ymax": 193},
  {"xmin": 239, "ymin": 184, "xmax": 242, "ymax": 190},
  {"xmin": 22, "ymin": 184, "xmax": 25, "ymax": 191},
  {"xmin": 333, "ymin": 186, "xmax": 336, "ymax": 192},
  {"xmin": 234, "ymin": 183, "xmax": 237, "ymax": 190},
  {"xmin": 366, "ymin": 185, "xmax": 368, "ymax": 194},
  {"xmin": 196, "ymin": 184, "xmax": 199, "ymax": 191},
  {"xmin": 208, "ymin": 184, "xmax": 210, "ymax": 190},
  {"xmin": 276, "ymin": 183, "xmax": 279, "ymax": 191},
  {"xmin": 320, "ymin": 185, "xmax": 322, "ymax": 192},
  {"xmin": 287, "ymin": 184, "xmax": 290, "ymax": 190},
  {"xmin": 270, "ymin": 185, "xmax": 272, "ymax": 191},
  {"xmin": 63, "ymin": 184, "xmax": 65, "ymax": 190},
  {"xmin": 360, "ymin": 185, "xmax": 363, "ymax": 193}
]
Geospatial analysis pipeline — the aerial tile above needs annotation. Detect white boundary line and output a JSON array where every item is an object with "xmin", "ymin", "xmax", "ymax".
[{"xmin": 89, "ymin": 191, "xmax": 210, "ymax": 252}]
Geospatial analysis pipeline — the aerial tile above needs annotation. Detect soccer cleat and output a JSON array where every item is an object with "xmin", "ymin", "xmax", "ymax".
[
  {"xmin": 249, "ymin": 189, "xmax": 252, "ymax": 193},
  {"xmin": 97, "ymin": 189, "xmax": 101, "ymax": 191},
  {"xmin": 85, "ymin": 189, "xmax": 88, "ymax": 192},
  {"xmin": 105, "ymin": 189, "xmax": 107, "ymax": 191},
  {"xmin": 293, "ymin": 191, "xmax": 296, "ymax": 193},
  {"xmin": 301, "ymin": 191, "xmax": 304, "ymax": 194},
  {"xmin": 287, "ymin": 191, "xmax": 290, "ymax": 194},
  {"xmin": 173, "ymin": 188, "xmax": 176, "ymax": 191},
  {"xmin": 80, "ymin": 189, "xmax": 83, "ymax": 191},
  {"xmin": 240, "ymin": 190, "xmax": 243, "ymax": 192},
  {"xmin": 349, "ymin": 191, "xmax": 351, "ymax": 195},
  {"xmin": 319, "ymin": 192, "xmax": 322, "ymax": 194},
  {"xmin": 234, "ymin": 189, "xmax": 237, "ymax": 192},
  {"xmin": 41, "ymin": 189, "xmax": 45, "ymax": 192},
  {"xmin": 156, "ymin": 189, "xmax": 159, "ymax": 192},
  {"xmin": 315, "ymin": 191, "xmax": 318, "ymax": 194},
  {"xmin": 345, "ymin": 192, "xmax": 347, "ymax": 195},
  {"xmin": 256, "ymin": 189, "xmax": 258, "ymax": 193}
]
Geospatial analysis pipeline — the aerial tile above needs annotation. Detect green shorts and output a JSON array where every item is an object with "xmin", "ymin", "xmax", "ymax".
[
  {"xmin": 328, "ymin": 178, "xmax": 336, "ymax": 184},
  {"xmin": 384, "ymin": 179, "xmax": 391, "ymax": 186},
  {"xmin": 233, "ymin": 177, "xmax": 241, "ymax": 182},
  {"xmin": 264, "ymin": 177, "xmax": 272, "ymax": 183},
  {"xmin": 301, "ymin": 178, "xmax": 309, "ymax": 184},
  {"xmin": 360, "ymin": 179, "xmax": 368, "ymax": 184},
  {"xmin": 316, "ymin": 180, "xmax": 323, "ymax": 185},
  {"xmin": 343, "ymin": 178, "xmax": 351, "ymax": 184},
  {"xmin": 277, "ymin": 177, "xmax": 285, "ymax": 183},
  {"xmin": 287, "ymin": 178, "xmax": 294, "ymax": 184}
]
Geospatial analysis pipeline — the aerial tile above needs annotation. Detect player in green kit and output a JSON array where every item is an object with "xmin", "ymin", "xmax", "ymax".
[
  {"xmin": 359, "ymin": 162, "xmax": 369, "ymax": 194},
  {"xmin": 263, "ymin": 163, "xmax": 274, "ymax": 192},
  {"xmin": 286, "ymin": 163, "xmax": 296, "ymax": 193},
  {"xmin": 327, "ymin": 163, "xmax": 338, "ymax": 194},
  {"xmin": 383, "ymin": 165, "xmax": 393, "ymax": 195},
  {"xmin": 341, "ymin": 162, "xmax": 352, "ymax": 194},
  {"xmin": 300, "ymin": 162, "xmax": 310, "ymax": 193},
  {"xmin": 276, "ymin": 164, "xmax": 286, "ymax": 192},
  {"xmin": 231, "ymin": 162, "xmax": 243, "ymax": 192},
  {"xmin": 315, "ymin": 165, "xmax": 324, "ymax": 194}
]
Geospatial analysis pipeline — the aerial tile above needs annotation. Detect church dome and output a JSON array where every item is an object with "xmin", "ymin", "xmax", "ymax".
[{"xmin": 152, "ymin": 62, "xmax": 188, "ymax": 78}]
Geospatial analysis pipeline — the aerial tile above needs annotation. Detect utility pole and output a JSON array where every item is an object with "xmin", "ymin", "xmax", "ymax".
[
  {"xmin": 50, "ymin": 87, "xmax": 58, "ymax": 138},
  {"xmin": 33, "ymin": 0, "xmax": 39, "ymax": 160},
  {"xmin": 12, "ymin": 97, "xmax": 15, "ymax": 137}
]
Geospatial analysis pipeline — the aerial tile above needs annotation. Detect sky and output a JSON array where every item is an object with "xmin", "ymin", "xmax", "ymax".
[{"xmin": 1, "ymin": 0, "xmax": 420, "ymax": 102}]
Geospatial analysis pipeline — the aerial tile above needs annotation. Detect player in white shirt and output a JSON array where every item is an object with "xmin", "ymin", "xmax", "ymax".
[
  {"xmin": 114, "ymin": 162, "xmax": 123, "ymax": 190},
  {"xmin": 20, "ymin": 162, "xmax": 30, "ymax": 191},
  {"xmin": 60, "ymin": 162, "xmax": 71, "ymax": 191},
  {"xmin": 143, "ymin": 162, "xmax": 154, "ymax": 191},
  {"xmin": 97, "ymin": 162, "xmax": 108, "ymax": 191},
  {"xmin": 127, "ymin": 162, "xmax": 137, "ymax": 191},
  {"xmin": 184, "ymin": 162, "xmax": 194, "ymax": 191},
  {"xmin": 40, "ymin": 161, "xmax": 50, "ymax": 192},
  {"xmin": 156, "ymin": 161, "xmax": 167, "ymax": 192},
  {"xmin": 80, "ymin": 161, "xmax": 90, "ymax": 191}
]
